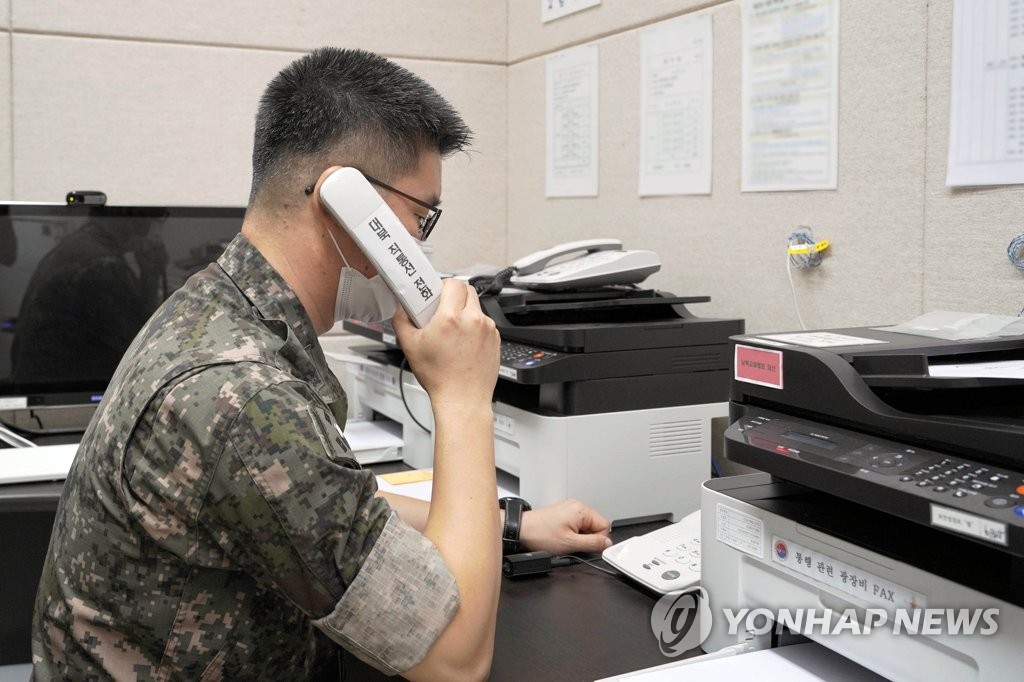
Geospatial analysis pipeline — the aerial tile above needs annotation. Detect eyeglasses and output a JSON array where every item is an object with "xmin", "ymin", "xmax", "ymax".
[{"xmin": 362, "ymin": 173, "xmax": 442, "ymax": 242}]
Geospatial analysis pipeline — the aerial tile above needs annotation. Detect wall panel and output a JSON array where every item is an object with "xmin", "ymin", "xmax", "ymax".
[
  {"xmin": 923, "ymin": 1, "xmax": 1024, "ymax": 316},
  {"xmin": 13, "ymin": 0, "xmax": 507, "ymax": 64},
  {"xmin": 508, "ymin": 0, "xmax": 722, "ymax": 62},
  {"xmin": 0, "ymin": 32, "xmax": 10, "ymax": 198},
  {"xmin": 507, "ymin": 1, "xmax": 929, "ymax": 334},
  {"xmin": 10, "ymin": 35, "xmax": 506, "ymax": 269},
  {"xmin": 12, "ymin": 36, "xmax": 290, "ymax": 205}
]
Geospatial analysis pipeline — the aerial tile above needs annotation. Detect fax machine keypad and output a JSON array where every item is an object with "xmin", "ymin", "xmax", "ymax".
[
  {"xmin": 897, "ymin": 456, "xmax": 1024, "ymax": 516},
  {"xmin": 500, "ymin": 341, "xmax": 559, "ymax": 368}
]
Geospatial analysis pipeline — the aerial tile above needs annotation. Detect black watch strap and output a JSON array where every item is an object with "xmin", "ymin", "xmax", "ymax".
[{"xmin": 498, "ymin": 496, "xmax": 531, "ymax": 555}]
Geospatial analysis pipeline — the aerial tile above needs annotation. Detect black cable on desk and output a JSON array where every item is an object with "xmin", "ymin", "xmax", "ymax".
[
  {"xmin": 557, "ymin": 555, "xmax": 621, "ymax": 577},
  {"xmin": 399, "ymin": 356, "xmax": 432, "ymax": 434}
]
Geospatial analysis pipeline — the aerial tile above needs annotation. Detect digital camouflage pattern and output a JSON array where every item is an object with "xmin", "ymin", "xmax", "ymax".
[{"xmin": 32, "ymin": 234, "xmax": 459, "ymax": 680}]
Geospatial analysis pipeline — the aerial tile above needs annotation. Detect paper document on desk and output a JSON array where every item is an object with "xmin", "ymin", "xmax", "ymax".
[
  {"xmin": 344, "ymin": 420, "xmax": 403, "ymax": 464},
  {"xmin": 597, "ymin": 642, "xmax": 886, "ymax": 681},
  {"xmin": 375, "ymin": 469, "xmax": 516, "ymax": 503}
]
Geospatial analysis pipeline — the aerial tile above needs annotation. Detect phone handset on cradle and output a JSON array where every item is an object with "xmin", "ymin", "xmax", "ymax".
[
  {"xmin": 509, "ymin": 238, "xmax": 661, "ymax": 290},
  {"xmin": 319, "ymin": 167, "xmax": 442, "ymax": 328}
]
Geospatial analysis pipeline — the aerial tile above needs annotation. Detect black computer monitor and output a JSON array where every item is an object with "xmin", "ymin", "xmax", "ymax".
[{"xmin": 0, "ymin": 203, "xmax": 245, "ymax": 417}]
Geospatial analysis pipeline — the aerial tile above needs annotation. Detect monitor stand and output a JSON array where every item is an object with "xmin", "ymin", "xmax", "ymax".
[{"xmin": 0, "ymin": 406, "xmax": 94, "ymax": 443}]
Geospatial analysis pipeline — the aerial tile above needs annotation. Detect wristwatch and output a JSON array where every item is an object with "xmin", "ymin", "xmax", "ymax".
[{"xmin": 498, "ymin": 496, "xmax": 532, "ymax": 555}]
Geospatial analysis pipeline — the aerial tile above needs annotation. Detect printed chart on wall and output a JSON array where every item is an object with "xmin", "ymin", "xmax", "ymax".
[
  {"xmin": 638, "ymin": 13, "xmax": 713, "ymax": 196},
  {"xmin": 741, "ymin": 0, "xmax": 840, "ymax": 192},
  {"xmin": 947, "ymin": 0, "xmax": 1024, "ymax": 187},
  {"xmin": 546, "ymin": 44, "xmax": 600, "ymax": 197},
  {"xmin": 541, "ymin": 0, "xmax": 601, "ymax": 24}
]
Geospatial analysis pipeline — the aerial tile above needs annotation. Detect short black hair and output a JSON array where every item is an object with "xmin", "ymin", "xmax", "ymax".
[{"xmin": 248, "ymin": 47, "xmax": 472, "ymax": 206}]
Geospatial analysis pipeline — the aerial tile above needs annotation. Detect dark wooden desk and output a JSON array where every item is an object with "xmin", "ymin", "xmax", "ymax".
[
  {"xmin": 343, "ymin": 520, "xmax": 692, "ymax": 682},
  {"xmin": 491, "ymin": 521, "xmax": 686, "ymax": 681}
]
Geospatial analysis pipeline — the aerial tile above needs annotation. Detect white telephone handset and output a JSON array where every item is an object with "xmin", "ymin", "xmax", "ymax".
[
  {"xmin": 319, "ymin": 168, "xmax": 442, "ymax": 328},
  {"xmin": 510, "ymin": 239, "xmax": 661, "ymax": 290}
]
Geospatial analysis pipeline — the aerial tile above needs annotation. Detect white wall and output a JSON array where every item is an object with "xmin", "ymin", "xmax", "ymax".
[
  {"xmin": 507, "ymin": 0, "xmax": 1024, "ymax": 333},
  {"xmin": 2, "ymin": 1, "xmax": 1022, "ymax": 333},
  {"xmin": 0, "ymin": 0, "xmax": 507, "ymax": 273}
]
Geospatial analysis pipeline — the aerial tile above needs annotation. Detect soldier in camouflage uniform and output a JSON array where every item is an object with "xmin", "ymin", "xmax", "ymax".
[{"xmin": 32, "ymin": 47, "xmax": 612, "ymax": 681}]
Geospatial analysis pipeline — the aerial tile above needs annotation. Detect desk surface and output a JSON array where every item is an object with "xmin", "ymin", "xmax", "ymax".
[
  {"xmin": 343, "ymin": 520, "xmax": 687, "ymax": 682},
  {"xmin": 1, "ymin": 475, "xmax": 688, "ymax": 679}
]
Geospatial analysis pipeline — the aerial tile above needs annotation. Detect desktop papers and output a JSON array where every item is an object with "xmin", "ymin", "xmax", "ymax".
[
  {"xmin": 598, "ymin": 642, "xmax": 886, "ymax": 681},
  {"xmin": 546, "ymin": 44, "xmax": 599, "ymax": 197},
  {"xmin": 946, "ymin": 0, "xmax": 1024, "ymax": 187},
  {"xmin": 375, "ymin": 468, "xmax": 516, "ymax": 503},
  {"xmin": 741, "ymin": 0, "xmax": 840, "ymax": 192},
  {"xmin": 639, "ymin": 14, "xmax": 713, "ymax": 196}
]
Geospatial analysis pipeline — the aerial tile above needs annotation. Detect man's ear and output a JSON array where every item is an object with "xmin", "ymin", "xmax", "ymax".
[{"xmin": 309, "ymin": 165, "xmax": 344, "ymax": 205}]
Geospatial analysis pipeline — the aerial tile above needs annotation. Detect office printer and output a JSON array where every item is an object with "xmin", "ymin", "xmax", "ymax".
[
  {"xmin": 700, "ymin": 327, "xmax": 1024, "ymax": 681},
  {"xmin": 344, "ymin": 287, "xmax": 743, "ymax": 524}
]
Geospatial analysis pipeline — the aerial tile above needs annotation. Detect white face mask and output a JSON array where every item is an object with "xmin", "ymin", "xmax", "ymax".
[{"xmin": 327, "ymin": 229, "xmax": 399, "ymax": 324}]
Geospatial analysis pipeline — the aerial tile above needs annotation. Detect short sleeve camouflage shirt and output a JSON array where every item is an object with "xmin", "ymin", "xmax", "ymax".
[{"xmin": 31, "ymin": 234, "xmax": 459, "ymax": 680}]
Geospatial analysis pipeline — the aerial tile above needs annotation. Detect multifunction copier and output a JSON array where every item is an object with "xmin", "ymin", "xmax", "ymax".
[
  {"xmin": 342, "ymin": 287, "xmax": 743, "ymax": 525},
  {"xmin": 700, "ymin": 327, "xmax": 1024, "ymax": 681}
]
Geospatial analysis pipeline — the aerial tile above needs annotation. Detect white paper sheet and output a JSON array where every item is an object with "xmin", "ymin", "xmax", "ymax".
[
  {"xmin": 639, "ymin": 14, "xmax": 713, "ymax": 196},
  {"xmin": 741, "ymin": 0, "xmax": 840, "ymax": 192},
  {"xmin": 947, "ymin": 0, "xmax": 1024, "ymax": 187},
  {"xmin": 546, "ymin": 44, "xmax": 600, "ymax": 197},
  {"xmin": 929, "ymin": 359, "xmax": 1024, "ymax": 379},
  {"xmin": 598, "ymin": 642, "xmax": 886, "ymax": 681}
]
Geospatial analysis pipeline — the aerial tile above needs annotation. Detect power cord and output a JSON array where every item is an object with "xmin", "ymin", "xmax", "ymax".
[
  {"xmin": 785, "ymin": 227, "xmax": 829, "ymax": 330},
  {"xmin": 398, "ymin": 356, "xmax": 432, "ymax": 434},
  {"xmin": 469, "ymin": 266, "xmax": 515, "ymax": 296},
  {"xmin": 556, "ymin": 554, "xmax": 621, "ymax": 577}
]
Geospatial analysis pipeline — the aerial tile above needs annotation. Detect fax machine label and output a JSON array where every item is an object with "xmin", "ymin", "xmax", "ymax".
[
  {"xmin": 930, "ymin": 504, "xmax": 1008, "ymax": 546},
  {"xmin": 716, "ymin": 503, "xmax": 764, "ymax": 558},
  {"xmin": 498, "ymin": 366, "xmax": 518, "ymax": 381},
  {"xmin": 493, "ymin": 412, "xmax": 515, "ymax": 437},
  {"xmin": 772, "ymin": 535, "xmax": 927, "ymax": 611},
  {"xmin": 734, "ymin": 344, "xmax": 783, "ymax": 389}
]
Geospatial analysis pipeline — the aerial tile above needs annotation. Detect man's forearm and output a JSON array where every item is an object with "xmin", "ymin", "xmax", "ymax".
[
  {"xmin": 405, "ymin": 402, "xmax": 500, "ymax": 681},
  {"xmin": 376, "ymin": 491, "xmax": 430, "ymax": 532}
]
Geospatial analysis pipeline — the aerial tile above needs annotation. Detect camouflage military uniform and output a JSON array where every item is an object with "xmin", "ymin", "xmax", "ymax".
[{"xmin": 32, "ymin": 234, "xmax": 459, "ymax": 680}]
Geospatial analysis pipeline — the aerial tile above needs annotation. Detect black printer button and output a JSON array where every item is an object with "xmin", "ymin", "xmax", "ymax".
[
  {"xmin": 985, "ymin": 497, "xmax": 1012, "ymax": 509},
  {"xmin": 933, "ymin": 486, "xmax": 948, "ymax": 493}
]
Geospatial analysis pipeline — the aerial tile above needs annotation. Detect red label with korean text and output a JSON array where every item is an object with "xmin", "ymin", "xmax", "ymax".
[{"xmin": 734, "ymin": 344, "xmax": 783, "ymax": 389}]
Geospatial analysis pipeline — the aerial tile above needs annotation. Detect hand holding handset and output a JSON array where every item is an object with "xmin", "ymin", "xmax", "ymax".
[{"xmin": 319, "ymin": 167, "xmax": 442, "ymax": 327}]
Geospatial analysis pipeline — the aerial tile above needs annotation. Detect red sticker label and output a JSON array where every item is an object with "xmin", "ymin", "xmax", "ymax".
[{"xmin": 734, "ymin": 344, "xmax": 783, "ymax": 389}]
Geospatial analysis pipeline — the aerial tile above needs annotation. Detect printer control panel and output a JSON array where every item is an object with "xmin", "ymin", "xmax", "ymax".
[
  {"xmin": 498, "ymin": 342, "xmax": 562, "ymax": 382},
  {"xmin": 727, "ymin": 409, "xmax": 1024, "ymax": 553}
]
